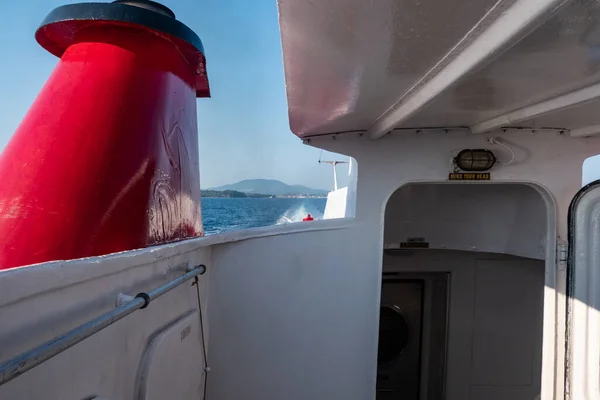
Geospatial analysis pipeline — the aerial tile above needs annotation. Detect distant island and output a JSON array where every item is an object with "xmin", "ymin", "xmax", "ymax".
[
  {"xmin": 203, "ymin": 179, "xmax": 328, "ymax": 198},
  {"xmin": 200, "ymin": 189, "xmax": 271, "ymax": 198}
]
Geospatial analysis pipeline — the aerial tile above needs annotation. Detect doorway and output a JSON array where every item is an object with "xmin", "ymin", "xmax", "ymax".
[
  {"xmin": 377, "ymin": 273, "xmax": 448, "ymax": 400},
  {"xmin": 380, "ymin": 183, "xmax": 549, "ymax": 400}
]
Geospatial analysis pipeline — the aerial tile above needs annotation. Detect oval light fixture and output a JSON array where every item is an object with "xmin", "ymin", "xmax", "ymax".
[{"xmin": 454, "ymin": 149, "xmax": 496, "ymax": 172}]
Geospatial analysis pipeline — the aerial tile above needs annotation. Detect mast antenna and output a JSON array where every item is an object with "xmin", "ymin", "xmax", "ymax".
[{"xmin": 318, "ymin": 150, "xmax": 348, "ymax": 191}]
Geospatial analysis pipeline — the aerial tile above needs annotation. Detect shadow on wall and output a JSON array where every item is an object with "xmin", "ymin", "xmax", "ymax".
[{"xmin": 384, "ymin": 183, "xmax": 548, "ymax": 259}]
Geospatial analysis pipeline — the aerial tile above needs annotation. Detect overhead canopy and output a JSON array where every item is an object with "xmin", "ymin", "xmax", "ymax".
[{"xmin": 278, "ymin": 0, "xmax": 600, "ymax": 138}]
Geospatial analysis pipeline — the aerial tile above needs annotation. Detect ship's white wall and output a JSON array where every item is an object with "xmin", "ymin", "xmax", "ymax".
[
  {"xmin": 0, "ymin": 220, "xmax": 372, "ymax": 400},
  {"xmin": 385, "ymin": 183, "xmax": 547, "ymax": 259},
  {"xmin": 323, "ymin": 157, "xmax": 358, "ymax": 219},
  {"xmin": 384, "ymin": 250, "xmax": 544, "ymax": 400},
  {"xmin": 0, "ymin": 240, "xmax": 211, "ymax": 400},
  {"xmin": 199, "ymin": 218, "xmax": 545, "ymax": 400},
  {"xmin": 206, "ymin": 220, "xmax": 378, "ymax": 400},
  {"xmin": 346, "ymin": 157, "xmax": 358, "ymax": 217},
  {"xmin": 311, "ymin": 129, "xmax": 600, "ymax": 399},
  {"xmin": 323, "ymin": 186, "xmax": 348, "ymax": 219},
  {"xmin": 2, "ymin": 130, "xmax": 597, "ymax": 399},
  {"xmin": 314, "ymin": 129, "xmax": 600, "ymax": 236},
  {"xmin": 0, "ymin": 212, "xmax": 548, "ymax": 400}
]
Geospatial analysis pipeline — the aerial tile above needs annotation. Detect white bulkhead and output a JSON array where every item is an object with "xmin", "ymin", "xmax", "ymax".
[{"xmin": 4, "ymin": 0, "xmax": 600, "ymax": 399}]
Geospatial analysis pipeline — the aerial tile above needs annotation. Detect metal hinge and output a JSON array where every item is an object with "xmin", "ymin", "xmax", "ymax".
[{"xmin": 557, "ymin": 240, "xmax": 568, "ymax": 270}]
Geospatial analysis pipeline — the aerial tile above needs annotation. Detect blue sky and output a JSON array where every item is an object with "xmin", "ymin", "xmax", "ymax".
[{"xmin": 0, "ymin": 0, "xmax": 348, "ymax": 191}]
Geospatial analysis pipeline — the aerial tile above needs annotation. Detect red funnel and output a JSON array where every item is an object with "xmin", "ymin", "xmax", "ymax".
[{"xmin": 0, "ymin": 1, "xmax": 210, "ymax": 269}]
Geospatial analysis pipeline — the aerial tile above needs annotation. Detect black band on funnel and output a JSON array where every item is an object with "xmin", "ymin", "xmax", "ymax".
[
  {"xmin": 112, "ymin": 1, "xmax": 176, "ymax": 19},
  {"xmin": 36, "ymin": 1, "xmax": 204, "ymax": 56}
]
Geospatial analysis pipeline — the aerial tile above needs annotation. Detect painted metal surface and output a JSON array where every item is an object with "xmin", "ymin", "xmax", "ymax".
[
  {"xmin": 383, "ymin": 253, "xmax": 543, "ymax": 400},
  {"xmin": 136, "ymin": 311, "xmax": 206, "ymax": 400},
  {"xmin": 384, "ymin": 184, "xmax": 547, "ymax": 260},
  {"xmin": 0, "ymin": 1, "xmax": 209, "ymax": 270},
  {"xmin": 367, "ymin": 0, "xmax": 565, "ymax": 138},
  {"xmin": 0, "ymin": 236, "xmax": 211, "ymax": 399},
  {"xmin": 35, "ymin": 1, "xmax": 209, "ymax": 97},
  {"xmin": 0, "ymin": 121, "xmax": 597, "ymax": 399},
  {"xmin": 377, "ymin": 281, "xmax": 423, "ymax": 399},
  {"xmin": 206, "ymin": 222, "xmax": 375, "ymax": 400},
  {"xmin": 279, "ymin": 0, "xmax": 600, "ymax": 137},
  {"xmin": 507, "ymin": 97, "xmax": 600, "ymax": 134},
  {"xmin": 323, "ymin": 187, "xmax": 349, "ymax": 219},
  {"xmin": 566, "ymin": 180, "xmax": 600, "ymax": 400},
  {"xmin": 312, "ymin": 129, "xmax": 600, "ymax": 399},
  {"xmin": 0, "ymin": 264, "xmax": 206, "ymax": 386},
  {"xmin": 0, "ymin": 220, "xmax": 360, "ymax": 400},
  {"xmin": 278, "ymin": 0, "xmax": 504, "ymax": 135},
  {"xmin": 322, "ymin": 157, "xmax": 357, "ymax": 219},
  {"xmin": 405, "ymin": 0, "xmax": 600, "ymax": 129}
]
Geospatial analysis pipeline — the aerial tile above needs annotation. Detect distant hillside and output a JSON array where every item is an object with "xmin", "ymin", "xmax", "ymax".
[
  {"xmin": 201, "ymin": 189, "xmax": 270, "ymax": 198},
  {"xmin": 210, "ymin": 179, "xmax": 327, "ymax": 196}
]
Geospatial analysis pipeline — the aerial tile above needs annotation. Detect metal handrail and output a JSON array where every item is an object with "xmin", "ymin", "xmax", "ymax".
[{"xmin": 0, "ymin": 264, "xmax": 206, "ymax": 386}]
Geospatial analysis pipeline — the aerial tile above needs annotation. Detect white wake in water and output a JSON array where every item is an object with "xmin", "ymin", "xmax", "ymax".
[{"xmin": 275, "ymin": 203, "xmax": 323, "ymax": 225}]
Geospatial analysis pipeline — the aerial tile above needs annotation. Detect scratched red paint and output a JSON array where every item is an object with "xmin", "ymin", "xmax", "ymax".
[{"xmin": 0, "ymin": 23, "xmax": 205, "ymax": 269}]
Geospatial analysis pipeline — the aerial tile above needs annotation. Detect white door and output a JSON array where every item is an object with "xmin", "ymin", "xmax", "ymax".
[{"xmin": 566, "ymin": 181, "xmax": 600, "ymax": 399}]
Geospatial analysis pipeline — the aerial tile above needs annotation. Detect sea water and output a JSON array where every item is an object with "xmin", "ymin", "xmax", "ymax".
[{"xmin": 201, "ymin": 197, "xmax": 327, "ymax": 235}]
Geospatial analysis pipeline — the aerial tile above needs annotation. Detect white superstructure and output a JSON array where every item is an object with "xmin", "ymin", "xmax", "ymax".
[{"xmin": 3, "ymin": 1, "xmax": 600, "ymax": 399}]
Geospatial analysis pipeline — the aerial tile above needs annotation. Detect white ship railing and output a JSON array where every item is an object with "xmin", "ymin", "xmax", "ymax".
[{"xmin": 0, "ymin": 264, "xmax": 207, "ymax": 386}]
